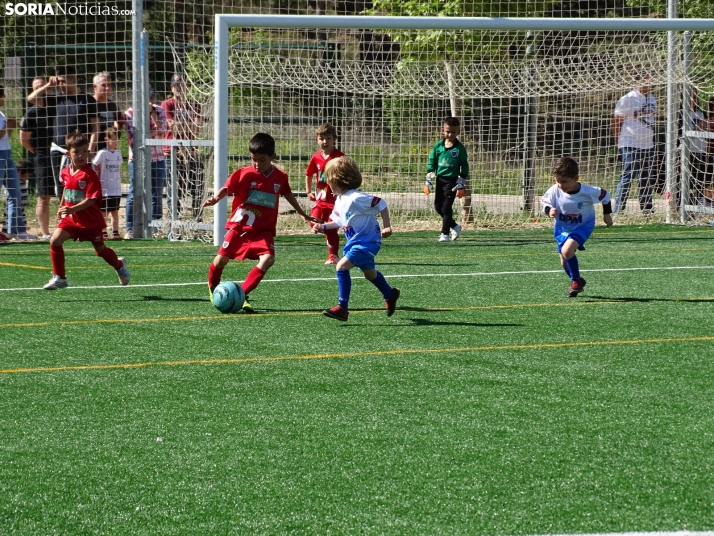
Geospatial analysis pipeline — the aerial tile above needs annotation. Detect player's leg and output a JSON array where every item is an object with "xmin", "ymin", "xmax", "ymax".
[
  {"xmin": 561, "ymin": 238, "xmax": 586, "ymax": 297},
  {"xmin": 44, "ymin": 228, "xmax": 72, "ymax": 289},
  {"xmin": 437, "ymin": 177, "xmax": 457, "ymax": 239},
  {"xmin": 320, "ymin": 206, "xmax": 340, "ymax": 263},
  {"xmin": 362, "ymin": 264, "xmax": 400, "ymax": 317},
  {"xmin": 323, "ymin": 256, "xmax": 355, "ymax": 321},
  {"xmin": 241, "ymin": 254, "xmax": 274, "ymax": 295},
  {"xmin": 93, "ymin": 238, "xmax": 129, "ymax": 285},
  {"xmin": 209, "ymin": 253, "xmax": 230, "ymax": 293},
  {"xmin": 614, "ymin": 147, "xmax": 635, "ymax": 215}
]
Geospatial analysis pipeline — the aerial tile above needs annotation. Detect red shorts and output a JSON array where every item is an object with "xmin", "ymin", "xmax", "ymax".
[
  {"xmin": 218, "ymin": 228, "xmax": 275, "ymax": 260},
  {"xmin": 57, "ymin": 220, "xmax": 105, "ymax": 246},
  {"xmin": 310, "ymin": 204, "xmax": 334, "ymax": 228}
]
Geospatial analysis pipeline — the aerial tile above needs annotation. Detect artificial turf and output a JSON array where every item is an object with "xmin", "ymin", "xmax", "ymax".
[{"xmin": 1, "ymin": 225, "xmax": 713, "ymax": 534}]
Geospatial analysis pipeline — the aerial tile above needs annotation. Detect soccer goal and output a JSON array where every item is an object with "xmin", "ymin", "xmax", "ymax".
[{"xmin": 201, "ymin": 15, "xmax": 714, "ymax": 246}]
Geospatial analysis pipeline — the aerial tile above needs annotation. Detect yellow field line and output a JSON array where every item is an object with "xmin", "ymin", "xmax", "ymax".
[
  {"xmin": 2, "ymin": 335, "xmax": 712, "ymax": 375},
  {"xmin": 0, "ymin": 300, "xmax": 622, "ymax": 328}
]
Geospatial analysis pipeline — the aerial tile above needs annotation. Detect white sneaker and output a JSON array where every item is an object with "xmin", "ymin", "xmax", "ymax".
[
  {"xmin": 116, "ymin": 257, "xmax": 130, "ymax": 286},
  {"xmin": 12, "ymin": 232, "xmax": 37, "ymax": 241},
  {"xmin": 40, "ymin": 234, "xmax": 52, "ymax": 241},
  {"xmin": 43, "ymin": 274, "xmax": 68, "ymax": 290},
  {"xmin": 438, "ymin": 233, "xmax": 450, "ymax": 242},
  {"xmin": 450, "ymin": 224, "xmax": 461, "ymax": 241}
]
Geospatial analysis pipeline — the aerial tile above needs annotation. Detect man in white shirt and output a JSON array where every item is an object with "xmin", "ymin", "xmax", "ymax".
[{"xmin": 611, "ymin": 73, "xmax": 657, "ymax": 216}]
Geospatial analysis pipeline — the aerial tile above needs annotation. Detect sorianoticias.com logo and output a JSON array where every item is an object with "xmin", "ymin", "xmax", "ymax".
[{"xmin": 4, "ymin": 3, "xmax": 135, "ymax": 15}]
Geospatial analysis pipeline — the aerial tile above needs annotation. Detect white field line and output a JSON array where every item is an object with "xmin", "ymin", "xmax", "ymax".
[{"xmin": 0, "ymin": 265, "xmax": 712, "ymax": 292}]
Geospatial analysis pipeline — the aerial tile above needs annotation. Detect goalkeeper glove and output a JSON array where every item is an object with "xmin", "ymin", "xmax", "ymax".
[
  {"xmin": 424, "ymin": 172, "xmax": 435, "ymax": 195},
  {"xmin": 452, "ymin": 176, "xmax": 466, "ymax": 199}
]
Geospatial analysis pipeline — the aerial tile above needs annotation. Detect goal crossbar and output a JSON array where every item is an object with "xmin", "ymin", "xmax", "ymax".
[{"xmin": 212, "ymin": 15, "xmax": 714, "ymax": 244}]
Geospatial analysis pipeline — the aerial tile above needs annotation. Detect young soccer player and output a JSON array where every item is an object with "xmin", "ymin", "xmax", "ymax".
[
  {"xmin": 43, "ymin": 132, "xmax": 130, "ymax": 290},
  {"xmin": 203, "ymin": 133, "xmax": 317, "ymax": 312},
  {"xmin": 305, "ymin": 122, "xmax": 345, "ymax": 264},
  {"xmin": 315, "ymin": 156, "xmax": 400, "ymax": 321},
  {"xmin": 425, "ymin": 116, "xmax": 469, "ymax": 242},
  {"xmin": 541, "ymin": 157, "xmax": 613, "ymax": 298},
  {"xmin": 1, "ymin": 159, "xmax": 31, "ymax": 238},
  {"xmin": 92, "ymin": 126, "xmax": 123, "ymax": 239}
]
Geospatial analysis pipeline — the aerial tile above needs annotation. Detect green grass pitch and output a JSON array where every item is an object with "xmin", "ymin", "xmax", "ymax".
[{"xmin": 1, "ymin": 225, "xmax": 713, "ymax": 534}]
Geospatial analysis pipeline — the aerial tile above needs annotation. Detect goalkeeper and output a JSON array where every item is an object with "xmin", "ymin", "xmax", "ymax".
[{"xmin": 424, "ymin": 116, "xmax": 469, "ymax": 242}]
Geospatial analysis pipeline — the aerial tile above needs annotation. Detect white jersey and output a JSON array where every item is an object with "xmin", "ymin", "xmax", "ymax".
[
  {"xmin": 92, "ymin": 149, "xmax": 123, "ymax": 197},
  {"xmin": 330, "ymin": 189, "xmax": 388, "ymax": 248},
  {"xmin": 614, "ymin": 89, "xmax": 656, "ymax": 149},
  {"xmin": 541, "ymin": 183, "xmax": 610, "ymax": 237}
]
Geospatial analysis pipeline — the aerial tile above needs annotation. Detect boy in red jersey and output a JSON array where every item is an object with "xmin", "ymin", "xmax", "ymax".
[
  {"xmin": 203, "ymin": 133, "xmax": 317, "ymax": 312},
  {"xmin": 43, "ymin": 132, "xmax": 129, "ymax": 289},
  {"xmin": 305, "ymin": 122, "xmax": 345, "ymax": 264}
]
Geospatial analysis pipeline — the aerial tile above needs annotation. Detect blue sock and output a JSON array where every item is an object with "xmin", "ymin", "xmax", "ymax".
[
  {"xmin": 562, "ymin": 263, "xmax": 572, "ymax": 278},
  {"xmin": 370, "ymin": 271, "xmax": 393, "ymax": 300},
  {"xmin": 336, "ymin": 269, "xmax": 351, "ymax": 309},
  {"xmin": 565, "ymin": 255, "xmax": 580, "ymax": 281}
]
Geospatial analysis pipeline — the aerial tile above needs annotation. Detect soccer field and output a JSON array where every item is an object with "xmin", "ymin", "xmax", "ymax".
[{"xmin": 1, "ymin": 225, "xmax": 713, "ymax": 534}]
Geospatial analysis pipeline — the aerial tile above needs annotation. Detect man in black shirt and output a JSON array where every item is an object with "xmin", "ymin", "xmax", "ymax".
[
  {"xmin": 20, "ymin": 76, "xmax": 53, "ymax": 239},
  {"xmin": 27, "ymin": 65, "xmax": 99, "ymax": 194},
  {"xmin": 88, "ymin": 71, "xmax": 123, "ymax": 152}
]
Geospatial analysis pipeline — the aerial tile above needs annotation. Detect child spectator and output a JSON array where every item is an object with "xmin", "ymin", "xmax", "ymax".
[
  {"xmin": 305, "ymin": 122, "xmax": 345, "ymax": 264},
  {"xmin": 425, "ymin": 116, "xmax": 469, "ymax": 242},
  {"xmin": 92, "ymin": 126, "xmax": 123, "ymax": 239},
  {"xmin": 0, "ymin": 83, "xmax": 35, "ymax": 240},
  {"xmin": 541, "ymin": 157, "xmax": 613, "ymax": 298},
  {"xmin": 315, "ymin": 156, "xmax": 400, "ymax": 321},
  {"xmin": 202, "ymin": 133, "xmax": 317, "ymax": 312},
  {"xmin": 43, "ymin": 132, "xmax": 129, "ymax": 290},
  {"xmin": 1, "ymin": 159, "xmax": 31, "ymax": 237}
]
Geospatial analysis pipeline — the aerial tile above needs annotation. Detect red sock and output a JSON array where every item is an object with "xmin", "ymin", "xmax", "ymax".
[
  {"xmin": 326, "ymin": 228, "xmax": 340, "ymax": 256},
  {"xmin": 241, "ymin": 267, "xmax": 266, "ymax": 295},
  {"xmin": 96, "ymin": 246, "xmax": 121, "ymax": 270},
  {"xmin": 208, "ymin": 263, "xmax": 224, "ymax": 289},
  {"xmin": 50, "ymin": 244, "xmax": 66, "ymax": 279}
]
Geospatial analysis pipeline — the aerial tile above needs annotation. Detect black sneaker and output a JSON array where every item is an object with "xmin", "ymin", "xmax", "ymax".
[
  {"xmin": 323, "ymin": 305, "xmax": 349, "ymax": 321},
  {"xmin": 567, "ymin": 278, "xmax": 586, "ymax": 298},
  {"xmin": 385, "ymin": 288, "xmax": 401, "ymax": 316}
]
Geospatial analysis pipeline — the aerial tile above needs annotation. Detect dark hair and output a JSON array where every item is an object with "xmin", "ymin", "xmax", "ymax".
[
  {"xmin": 325, "ymin": 156, "xmax": 362, "ymax": 191},
  {"xmin": 443, "ymin": 116, "xmax": 460, "ymax": 129},
  {"xmin": 66, "ymin": 131, "xmax": 89, "ymax": 150},
  {"xmin": 249, "ymin": 133, "xmax": 275, "ymax": 156},
  {"xmin": 55, "ymin": 65, "xmax": 77, "ymax": 77},
  {"xmin": 315, "ymin": 122, "xmax": 337, "ymax": 139},
  {"xmin": 0, "ymin": 83, "xmax": 4, "ymax": 98},
  {"xmin": 553, "ymin": 157, "xmax": 579, "ymax": 179},
  {"xmin": 16, "ymin": 159, "xmax": 33, "ymax": 174}
]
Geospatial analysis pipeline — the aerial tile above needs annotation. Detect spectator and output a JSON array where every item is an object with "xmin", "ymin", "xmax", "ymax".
[
  {"xmin": 0, "ymin": 83, "xmax": 35, "ymax": 240},
  {"xmin": 161, "ymin": 73, "xmax": 204, "ymax": 220},
  {"xmin": 124, "ymin": 86, "xmax": 168, "ymax": 238},
  {"xmin": 611, "ymin": 73, "xmax": 657, "ymax": 216},
  {"xmin": 2, "ymin": 159, "xmax": 32, "ymax": 238},
  {"xmin": 27, "ymin": 65, "xmax": 99, "ymax": 193},
  {"xmin": 88, "ymin": 71, "xmax": 123, "ymax": 152},
  {"xmin": 683, "ymin": 90, "xmax": 708, "ymax": 206},
  {"xmin": 20, "ymin": 76, "xmax": 54, "ymax": 240}
]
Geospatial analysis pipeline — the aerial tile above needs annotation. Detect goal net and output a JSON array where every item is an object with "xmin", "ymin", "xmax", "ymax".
[{"xmin": 194, "ymin": 16, "xmax": 714, "ymax": 243}]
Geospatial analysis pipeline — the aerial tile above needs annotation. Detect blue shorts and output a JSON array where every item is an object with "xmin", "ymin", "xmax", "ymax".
[
  {"xmin": 555, "ymin": 230, "xmax": 590, "ymax": 254},
  {"xmin": 343, "ymin": 243, "xmax": 381, "ymax": 271}
]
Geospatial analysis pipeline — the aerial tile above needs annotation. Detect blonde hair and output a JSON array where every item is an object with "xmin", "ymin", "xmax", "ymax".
[{"xmin": 324, "ymin": 156, "xmax": 362, "ymax": 192}]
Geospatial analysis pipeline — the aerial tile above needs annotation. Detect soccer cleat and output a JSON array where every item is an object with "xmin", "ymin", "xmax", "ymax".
[
  {"xmin": 241, "ymin": 295, "xmax": 255, "ymax": 314},
  {"xmin": 567, "ymin": 277, "xmax": 587, "ymax": 298},
  {"xmin": 385, "ymin": 287, "xmax": 401, "ymax": 317},
  {"xmin": 325, "ymin": 254, "xmax": 339, "ymax": 265},
  {"xmin": 43, "ymin": 274, "xmax": 68, "ymax": 290},
  {"xmin": 450, "ymin": 224, "xmax": 461, "ymax": 241},
  {"xmin": 116, "ymin": 257, "xmax": 130, "ymax": 286},
  {"xmin": 323, "ymin": 304, "xmax": 349, "ymax": 321},
  {"xmin": 438, "ymin": 233, "xmax": 450, "ymax": 242},
  {"xmin": 208, "ymin": 284, "xmax": 216, "ymax": 304}
]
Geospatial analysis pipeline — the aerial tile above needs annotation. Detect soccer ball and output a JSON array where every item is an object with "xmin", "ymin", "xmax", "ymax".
[{"xmin": 212, "ymin": 281, "xmax": 245, "ymax": 314}]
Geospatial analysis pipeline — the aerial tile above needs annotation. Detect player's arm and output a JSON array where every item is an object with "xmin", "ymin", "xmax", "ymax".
[
  {"xmin": 203, "ymin": 186, "xmax": 229, "ymax": 207},
  {"xmin": 380, "ymin": 206, "xmax": 393, "ymax": 237},
  {"xmin": 58, "ymin": 197, "xmax": 96, "ymax": 217},
  {"xmin": 283, "ymin": 191, "xmax": 319, "ymax": 223},
  {"xmin": 599, "ymin": 188, "xmax": 613, "ymax": 227},
  {"xmin": 305, "ymin": 174, "xmax": 316, "ymax": 202}
]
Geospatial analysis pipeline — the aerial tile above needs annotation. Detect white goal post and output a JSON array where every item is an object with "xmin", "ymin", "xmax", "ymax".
[{"xmin": 213, "ymin": 15, "xmax": 714, "ymax": 246}]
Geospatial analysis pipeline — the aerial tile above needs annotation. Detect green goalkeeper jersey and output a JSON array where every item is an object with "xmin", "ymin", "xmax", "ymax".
[{"xmin": 426, "ymin": 139, "xmax": 469, "ymax": 180}]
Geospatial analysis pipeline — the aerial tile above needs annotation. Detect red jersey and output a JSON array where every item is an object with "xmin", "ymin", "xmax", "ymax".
[
  {"xmin": 305, "ymin": 148, "xmax": 345, "ymax": 207},
  {"xmin": 60, "ymin": 164, "xmax": 106, "ymax": 230},
  {"xmin": 224, "ymin": 166, "xmax": 292, "ymax": 236}
]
